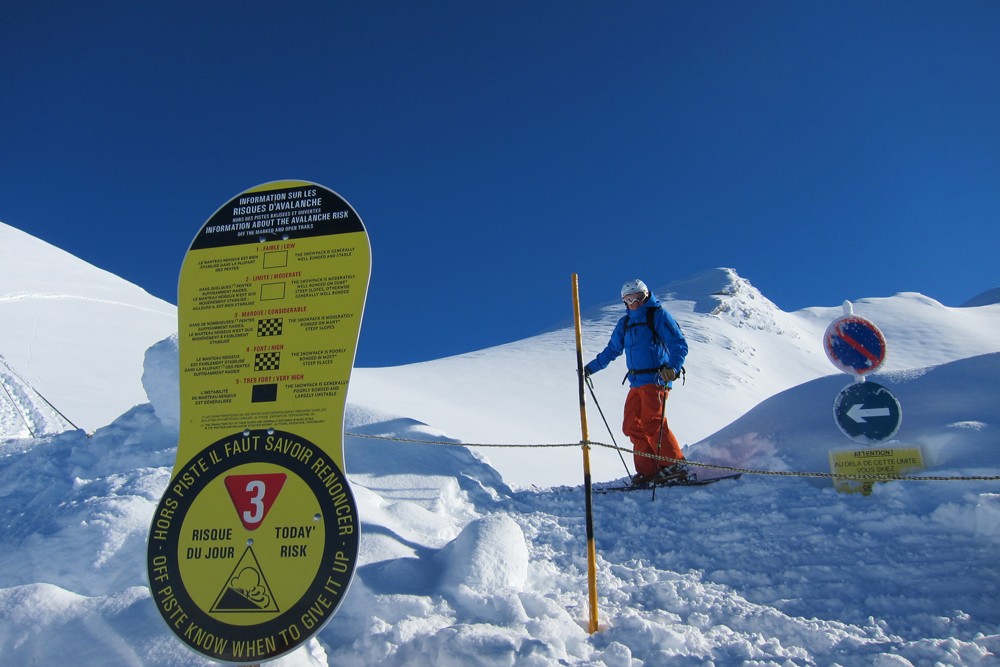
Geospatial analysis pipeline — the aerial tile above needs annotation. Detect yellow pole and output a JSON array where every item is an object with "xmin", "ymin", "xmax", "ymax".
[{"xmin": 572, "ymin": 273, "xmax": 600, "ymax": 634}]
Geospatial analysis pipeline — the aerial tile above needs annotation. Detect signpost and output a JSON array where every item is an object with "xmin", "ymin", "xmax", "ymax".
[
  {"xmin": 824, "ymin": 302, "xmax": 921, "ymax": 494},
  {"xmin": 147, "ymin": 180, "xmax": 370, "ymax": 663}
]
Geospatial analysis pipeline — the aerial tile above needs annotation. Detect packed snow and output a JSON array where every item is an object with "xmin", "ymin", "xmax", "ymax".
[{"xmin": 2, "ymin": 222, "xmax": 999, "ymax": 665}]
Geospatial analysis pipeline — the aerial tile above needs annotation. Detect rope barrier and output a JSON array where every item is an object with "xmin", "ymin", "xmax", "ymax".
[{"xmin": 344, "ymin": 431, "xmax": 1000, "ymax": 483}]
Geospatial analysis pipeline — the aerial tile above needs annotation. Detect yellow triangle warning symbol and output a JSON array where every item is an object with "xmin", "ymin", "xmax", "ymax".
[{"xmin": 211, "ymin": 546, "xmax": 280, "ymax": 613}]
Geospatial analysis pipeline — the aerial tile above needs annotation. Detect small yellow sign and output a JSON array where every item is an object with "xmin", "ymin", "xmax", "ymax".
[{"xmin": 829, "ymin": 446, "xmax": 925, "ymax": 495}]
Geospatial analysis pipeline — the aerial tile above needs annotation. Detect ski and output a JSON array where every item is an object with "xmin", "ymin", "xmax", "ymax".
[{"xmin": 595, "ymin": 472, "xmax": 742, "ymax": 494}]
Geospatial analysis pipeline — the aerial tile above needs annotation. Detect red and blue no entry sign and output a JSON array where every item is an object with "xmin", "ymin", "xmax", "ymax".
[{"xmin": 824, "ymin": 315, "xmax": 887, "ymax": 376}]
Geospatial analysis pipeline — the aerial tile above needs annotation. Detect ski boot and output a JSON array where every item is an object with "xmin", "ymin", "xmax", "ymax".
[{"xmin": 655, "ymin": 463, "xmax": 690, "ymax": 484}]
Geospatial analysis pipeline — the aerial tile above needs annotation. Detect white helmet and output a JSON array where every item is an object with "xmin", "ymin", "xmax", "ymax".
[{"xmin": 620, "ymin": 279, "xmax": 649, "ymax": 299}]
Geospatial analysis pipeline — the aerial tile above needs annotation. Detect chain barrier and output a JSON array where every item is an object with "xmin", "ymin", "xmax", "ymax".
[{"xmin": 344, "ymin": 431, "xmax": 1000, "ymax": 483}]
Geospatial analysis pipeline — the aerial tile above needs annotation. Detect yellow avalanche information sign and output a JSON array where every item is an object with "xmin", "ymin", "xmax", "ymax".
[{"xmin": 147, "ymin": 181, "xmax": 370, "ymax": 663}]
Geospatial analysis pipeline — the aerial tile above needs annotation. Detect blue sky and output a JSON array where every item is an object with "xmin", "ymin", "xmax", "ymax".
[{"xmin": 2, "ymin": 2, "xmax": 998, "ymax": 366}]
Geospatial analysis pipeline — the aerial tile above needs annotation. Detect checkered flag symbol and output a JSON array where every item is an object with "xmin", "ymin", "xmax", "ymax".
[
  {"xmin": 254, "ymin": 351, "xmax": 281, "ymax": 372},
  {"xmin": 257, "ymin": 318, "xmax": 283, "ymax": 337}
]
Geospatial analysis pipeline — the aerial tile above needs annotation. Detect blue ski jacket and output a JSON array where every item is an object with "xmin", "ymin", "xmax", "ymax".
[{"xmin": 584, "ymin": 294, "xmax": 688, "ymax": 388}]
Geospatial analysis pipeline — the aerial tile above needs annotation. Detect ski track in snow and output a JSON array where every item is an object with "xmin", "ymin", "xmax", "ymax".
[
  {"xmin": 0, "ymin": 291, "xmax": 172, "ymax": 316},
  {"xmin": 0, "ymin": 357, "xmax": 75, "ymax": 439}
]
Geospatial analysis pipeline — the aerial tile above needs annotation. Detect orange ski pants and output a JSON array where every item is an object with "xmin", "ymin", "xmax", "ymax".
[{"xmin": 623, "ymin": 384, "xmax": 683, "ymax": 477}]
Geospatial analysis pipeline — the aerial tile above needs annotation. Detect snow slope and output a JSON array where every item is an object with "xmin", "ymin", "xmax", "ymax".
[
  {"xmin": 2, "ymin": 345, "xmax": 998, "ymax": 666},
  {"xmin": 1, "ymin": 226, "xmax": 999, "ymax": 665},
  {"xmin": 350, "ymin": 268, "xmax": 1000, "ymax": 487},
  {"xmin": 0, "ymin": 222, "xmax": 177, "ymax": 433}
]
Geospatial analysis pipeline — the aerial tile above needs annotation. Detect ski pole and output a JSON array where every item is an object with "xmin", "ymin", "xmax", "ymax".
[
  {"xmin": 651, "ymin": 385, "xmax": 669, "ymax": 502},
  {"xmin": 586, "ymin": 374, "xmax": 632, "ymax": 479}
]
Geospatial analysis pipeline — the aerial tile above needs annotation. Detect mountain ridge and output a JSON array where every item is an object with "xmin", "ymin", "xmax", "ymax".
[
  {"xmin": 3, "ymin": 222, "xmax": 1000, "ymax": 488},
  {"xmin": 350, "ymin": 269, "xmax": 1000, "ymax": 487}
]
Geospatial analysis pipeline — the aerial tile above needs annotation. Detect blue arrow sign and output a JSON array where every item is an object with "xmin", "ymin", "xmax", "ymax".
[{"xmin": 833, "ymin": 381, "xmax": 902, "ymax": 444}]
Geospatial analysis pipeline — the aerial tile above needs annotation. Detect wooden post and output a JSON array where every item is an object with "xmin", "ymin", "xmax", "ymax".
[{"xmin": 572, "ymin": 273, "xmax": 600, "ymax": 634}]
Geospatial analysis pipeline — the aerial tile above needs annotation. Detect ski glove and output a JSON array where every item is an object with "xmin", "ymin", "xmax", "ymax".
[{"xmin": 659, "ymin": 367, "xmax": 678, "ymax": 383}]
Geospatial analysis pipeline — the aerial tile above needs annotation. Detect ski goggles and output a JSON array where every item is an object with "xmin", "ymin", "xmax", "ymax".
[{"xmin": 622, "ymin": 293, "xmax": 644, "ymax": 305}]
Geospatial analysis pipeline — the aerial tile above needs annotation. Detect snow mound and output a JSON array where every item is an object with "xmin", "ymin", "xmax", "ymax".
[
  {"xmin": 438, "ymin": 514, "xmax": 529, "ymax": 595},
  {"xmin": 689, "ymin": 352, "xmax": 1000, "ymax": 482},
  {"xmin": 141, "ymin": 334, "xmax": 179, "ymax": 431},
  {"xmin": 0, "ymin": 407, "xmax": 176, "ymax": 596}
]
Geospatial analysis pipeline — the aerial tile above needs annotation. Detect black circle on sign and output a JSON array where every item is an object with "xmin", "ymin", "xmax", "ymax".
[{"xmin": 146, "ymin": 429, "xmax": 360, "ymax": 662}]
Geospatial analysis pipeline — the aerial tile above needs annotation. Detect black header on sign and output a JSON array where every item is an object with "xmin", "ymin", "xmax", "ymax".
[{"xmin": 191, "ymin": 182, "xmax": 365, "ymax": 250}]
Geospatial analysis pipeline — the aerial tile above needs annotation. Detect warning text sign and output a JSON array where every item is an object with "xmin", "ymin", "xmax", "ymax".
[{"xmin": 829, "ymin": 447, "xmax": 925, "ymax": 495}]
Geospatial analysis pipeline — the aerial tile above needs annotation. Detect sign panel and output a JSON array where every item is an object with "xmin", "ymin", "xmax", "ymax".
[
  {"xmin": 147, "ymin": 180, "xmax": 370, "ymax": 663},
  {"xmin": 824, "ymin": 315, "xmax": 887, "ymax": 376},
  {"xmin": 833, "ymin": 381, "xmax": 902, "ymax": 444},
  {"xmin": 829, "ymin": 446, "xmax": 925, "ymax": 495}
]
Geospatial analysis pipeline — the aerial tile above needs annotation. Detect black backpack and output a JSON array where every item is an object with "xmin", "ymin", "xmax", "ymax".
[{"xmin": 620, "ymin": 307, "xmax": 686, "ymax": 385}]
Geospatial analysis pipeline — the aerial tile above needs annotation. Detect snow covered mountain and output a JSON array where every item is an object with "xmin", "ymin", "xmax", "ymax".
[
  {"xmin": 350, "ymin": 266, "xmax": 1000, "ymax": 487},
  {"xmin": 5, "ymin": 220, "xmax": 999, "ymax": 487},
  {"xmin": 2, "ymin": 223, "xmax": 999, "ymax": 665}
]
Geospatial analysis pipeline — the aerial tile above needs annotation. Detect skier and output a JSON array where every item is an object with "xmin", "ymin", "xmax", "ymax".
[{"xmin": 584, "ymin": 279, "xmax": 689, "ymax": 486}]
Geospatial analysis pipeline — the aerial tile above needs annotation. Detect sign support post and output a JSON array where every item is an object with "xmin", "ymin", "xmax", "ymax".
[
  {"xmin": 824, "ymin": 301, "xmax": 920, "ymax": 494},
  {"xmin": 572, "ymin": 273, "xmax": 600, "ymax": 634}
]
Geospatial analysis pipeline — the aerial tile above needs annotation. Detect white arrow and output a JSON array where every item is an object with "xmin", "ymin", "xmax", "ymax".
[{"xmin": 847, "ymin": 403, "xmax": 891, "ymax": 423}]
